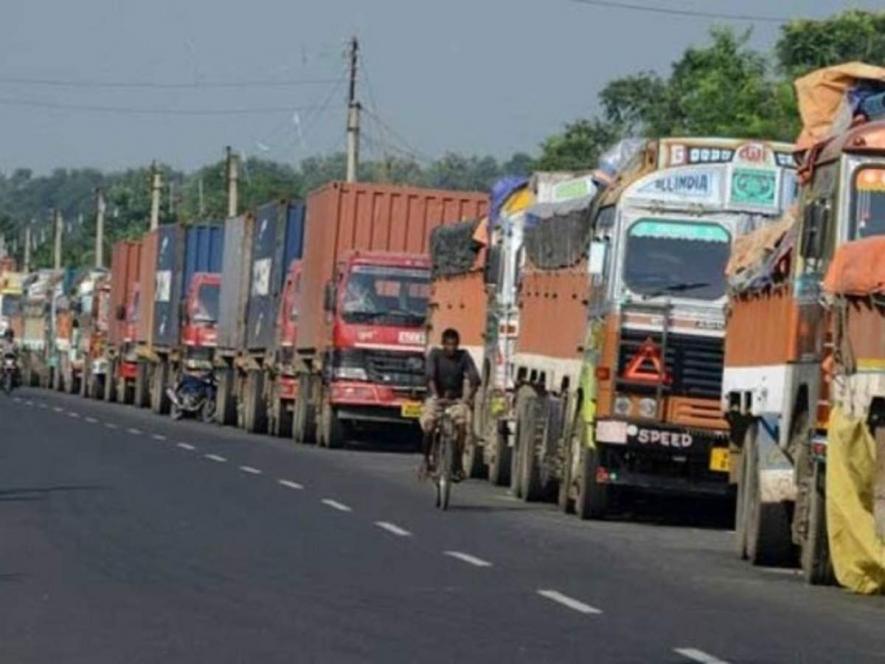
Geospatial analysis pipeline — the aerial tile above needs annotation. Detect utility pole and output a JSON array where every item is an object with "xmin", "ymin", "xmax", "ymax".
[
  {"xmin": 225, "ymin": 146, "xmax": 239, "ymax": 218},
  {"xmin": 345, "ymin": 35, "xmax": 361, "ymax": 183},
  {"xmin": 149, "ymin": 162, "xmax": 162, "ymax": 231},
  {"xmin": 198, "ymin": 176, "xmax": 205, "ymax": 217},
  {"xmin": 53, "ymin": 209, "xmax": 63, "ymax": 271},
  {"xmin": 23, "ymin": 225, "xmax": 31, "ymax": 273},
  {"xmin": 168, "ymin": 179, "xmax": 176, "ymax": 219},
  {"xmin": 95, "ymin": 188, "xmax": 106, "ymax": 269}
]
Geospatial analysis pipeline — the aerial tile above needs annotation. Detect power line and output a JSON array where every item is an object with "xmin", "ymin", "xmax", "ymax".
[
  {"xmin": 0, "ymin": 75, "xmax": 340, "ymax": 90},
  {"xmin": 0, "ymin": 96, "xmax": 327, "ymax": 116},
  {"xmin": 569, "ymin": 0, "xmax": 789, "ymax": 23}
]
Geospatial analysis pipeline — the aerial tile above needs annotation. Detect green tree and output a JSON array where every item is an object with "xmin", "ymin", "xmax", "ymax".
[
  {"xmin": 535, "ymin": 118, "xmax": 620, "ymax": 171},
  {"xmin": 776, "ymin": 10, "xmax": 885, "ymax": 79}
]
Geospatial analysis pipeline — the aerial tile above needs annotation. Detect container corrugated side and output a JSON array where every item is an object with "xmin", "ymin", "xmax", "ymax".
[
  {"xmin": 109, "ymin": 239, "xmax": 142, "ymax": 346},
  {"xmin": 183, "ymin": 222, "xmax": 224, "ymax": 297},
  {"xmin": 218, "ymin": 214, "xmax": 254, "ymax": 351},
  {"xmin": 297, "ymin": 181, "xmax": 489, "ymax": 353}
]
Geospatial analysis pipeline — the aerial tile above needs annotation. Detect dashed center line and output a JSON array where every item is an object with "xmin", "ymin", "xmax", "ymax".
[
  {"xmin": 374, "ymin": 521, "xmax": 412, "ymax": 537},
  {"xmin": 674, "ymin": 648, "xmax": 731, "ymax": 664},
  {"xmin": 444, "ymin": 551, "xmax": 492, "ymax": 568},
  {"xmin": 25, "ymin": 400, "xmax": 34, "ymax": 406},
  {"xmin": 277, "ymin": 479, "xmax": 303, "ymax": 490},
  {"xmin": 126, "ymin": 427, "xmax": 142, "ymax": 435},
  {"xmin": 105, "ymin": 423, "xmax": 118, "ymax": 429},
  {"xmin": 53, "ymin": 406, "xmax": 64, "ymax": 412},
  {"xmin": 12, "ymin": 397, "xmax": 21, "ymax": 403},
  {"xmin": 321, "ymin": 499, "xmax": 352, "ymax": 512},
  {"xmin": 152, "ymin": 433, "xmax": 167, "ymax": 441},
  {"xmin": 177, "ymin": 442, "xmax": 196, "ymax": 451},
  {"xmin": 67, "ymin": 411, "xmax": 80, "ymax": 418},
  {"xmin": 85, "ymin": 416, "xmax": 98, "ymax": 423},
  {"xmin": 239, "ymin": 465, "xmax": 262, "ymax": 475},
  {"xmin": 38, "ymin": 403, "xmax": 48, "ymax": 409},
  {"xmin": 204, "ymin": 454, "xmax": 227, "ymax": 463},
  {"xmin": 537, "ymin": 589, "xmax": 602, "ymax": 615}
]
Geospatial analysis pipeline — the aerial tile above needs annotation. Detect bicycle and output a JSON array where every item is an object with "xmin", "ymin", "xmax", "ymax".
[{"xmin": 428, "ymin": 400, "xmax": 459, "ymax": 510}]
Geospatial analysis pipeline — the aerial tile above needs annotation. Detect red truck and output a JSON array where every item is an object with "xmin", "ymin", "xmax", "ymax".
[
  {"xmin": 291, "ymin": 181, "xmax": 488, "ymax": 448},
  {"xmin": 104, "ymin": 240, "xmax": 143, "ymax": 403}
]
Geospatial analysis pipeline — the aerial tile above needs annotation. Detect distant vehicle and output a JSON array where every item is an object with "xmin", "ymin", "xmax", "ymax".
[{"xmin": 2, "ymin": 350, "xmax": 17, "ymax": 394}]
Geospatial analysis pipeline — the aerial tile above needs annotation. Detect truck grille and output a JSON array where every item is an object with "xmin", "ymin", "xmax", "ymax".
[
  {"xmin": 365, "ymin": 350, "xmax": 425, "ymax": 389},
  {"xmin": 617, "ymin": 329, "xmax": 724, "ymax": 398}
]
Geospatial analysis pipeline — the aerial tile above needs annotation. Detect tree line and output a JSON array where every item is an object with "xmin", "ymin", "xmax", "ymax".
[{"xmin": 1, "ymin": 9, "xmax": 883, "ymax": 269}]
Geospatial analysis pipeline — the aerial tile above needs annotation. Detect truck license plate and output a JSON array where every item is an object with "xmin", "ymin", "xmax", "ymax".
[
  {"xmin": 401, "ymin": 402, "xmax": 422, "ymax": 419},
  {"xmin": 709, "ymin": 448, "xmax": 730, "ymax": 473}
]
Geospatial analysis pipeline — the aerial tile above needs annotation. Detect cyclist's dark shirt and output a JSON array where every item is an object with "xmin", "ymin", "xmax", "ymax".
[{"xmin": 426, "ymin": 348, "xmax": 480, "ymax": 399}]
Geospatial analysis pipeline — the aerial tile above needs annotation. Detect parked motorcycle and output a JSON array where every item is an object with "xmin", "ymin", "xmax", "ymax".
[
  {"xmin": 2, "ymin": 351, "xmax": 17, "ymax": 395},
  {"xmin": 167, "ymin": 371, "xmax": 217, "ymax": 422}
]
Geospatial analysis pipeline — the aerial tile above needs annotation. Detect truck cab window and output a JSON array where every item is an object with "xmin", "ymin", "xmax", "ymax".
[{"xmin": 851, "ymin": 166, "xmax": 885, "ymax": 239}]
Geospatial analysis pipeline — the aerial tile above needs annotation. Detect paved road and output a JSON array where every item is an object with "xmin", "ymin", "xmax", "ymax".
[{"xmin": 2, "ymin": 388, "xmax": 884, "ymax": 663}]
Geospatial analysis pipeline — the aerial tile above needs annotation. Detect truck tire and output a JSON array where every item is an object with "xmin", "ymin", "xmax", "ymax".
[
  {"xmin": 319, "ymin": 398, "xmax": 347, "ymax": 449},
  {"xmin": 462, "ymin": 437, "xmax": 485, "ymax": 479},
  {"xmin": 104, "ymin": 362, "xmax": 117, "ymax": 402},
  {"xmin": 487, "ymin": 421, "xmax": 511, "ymax": 487},
  {"xmin": 516, "ymin": 392, "xmax": 549, "ymax": 502},
  {"xmin": 801, "ymin": 462, "xmax": 835, "ymax": 585},
  {"xmin": 90, "ymin": 374, "xmax": 104, "ymax": 400},
  {"xmin": 274, "ymin": 397, "xmax": 294, "ymax": 438},
  {"xmin": 734, "ymin": 426, "xmax": 753, "ymax": 559},
  {"xmin": 134, "ymin": 361, "xmax": 150, "ymax": 408},
  {"xmin": 576, "ymin": 439, "xmax": 609, "ymax": 520},
  {"xmin": 216, "ymin": 366, "xmax": 236, "ymax": 426},
  {"xmin": 65, "ymin": 368, "xmax": 77, "ymax": 394},
  {"xmin": 150, "ymin": 361, "xmax": 170, "ymax": 415},
  {"xmin": 292, "ymin": 374, "xmax": 316, "ymax": 445},
  {"xmin": 744, "ymin": 425, "xmax": 794, "ymax": 566},
  {"xmin": 51, "ymin": 367, "xmax": 61, "ymax": 391},
  {"xmin": 243, "ymin": 370, "xmax": 267, "ymax": 434}
]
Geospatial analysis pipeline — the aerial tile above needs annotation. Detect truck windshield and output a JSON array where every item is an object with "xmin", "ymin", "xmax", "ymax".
[
  {"xmin": 341, "ymin": 265, "xmax": 429, "ymax": 327},
  {"xmin": 851, "ymin": 166, "xmax": 885, "ymax": 239},
  {"xmin": 194, "ymin": 284, "xmax": 220, "ymax": 323},
  {"xmin": 623, "ymin": 219, "xmax": 730, "ymax": 301},
  {"xmin": 1, "ymin": 294, "xmax": 21, "ymax": 317}
]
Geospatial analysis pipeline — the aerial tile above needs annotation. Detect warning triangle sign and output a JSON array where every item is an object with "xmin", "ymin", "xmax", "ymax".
[{"xmin": 623, "ymin": 338, "xmax": 671, "ymax": 385}]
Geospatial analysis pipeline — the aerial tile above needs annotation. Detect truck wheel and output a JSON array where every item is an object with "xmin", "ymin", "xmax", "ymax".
[
  {"xmin": 487, "ymin": 421, "xmax": 511, "ymax": 487},
  {"xmin": 576, "ymin": 444, "xmax": 609, "ymax": 520},
  {"xmin": 104, "ymin": 362, "xmax": 117, "ymax": 402},
  {"xmin": 150, "ymin": 361, "xmax": 170, "ymax": 415},
  {"xmin": 734, "ymin": 426, "xmax": 753, "ymax": 559},
  {"xmin": 216, "ymin": 366, "xmax": 236, "ymax": 426},
  {"xmin": 462, "ymin": 437, "xmax": 485, "ymax": 479},
  {"xmin": 134, "ymin": 362, "xmax": 150, "ymax": 408},
  {"xmin": 51, "ymin": 367, "xmax": 61, "ymax": 391},
  {"xmin": 292, "ymin": 374, "xmax": 316, "ymax": 445},
  {"xmin": 275, "ymin": 398, "xmax": 293, "ymax": 438},
  {"xmin": 90, "ymin": 374, "xmax": 104, "ymax": 400},
  {"xmin": 319, "ymin": 398, "xmax": 347, "ymax": 449},
  {"xmin": 243, "ymin": 370, "xmax": 267, "ymax": 434},
  {"xmin": 801, "ymin": 462, "xmax": 835, "ymax": 585},
  {"xmin": 517, "ymin": 394, "xmax": 549, "ymax": 502},
  {"xmin": 744, "ymin": 426, "xmax": 794, "ymax": 566}
]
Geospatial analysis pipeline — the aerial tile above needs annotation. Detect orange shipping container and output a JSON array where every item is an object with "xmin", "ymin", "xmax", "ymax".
[
  {"xmin": 108, "ymin": 240, "xmax": 142, "ymax": 346},
  {"xmin": 298, "ymin": 181, "xmax": 488, "ymax": 353}
]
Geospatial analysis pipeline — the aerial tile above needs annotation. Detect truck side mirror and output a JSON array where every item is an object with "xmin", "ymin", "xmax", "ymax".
[
  {"xmin": 323, "ymin": 281, "xmax": 337, "ymax": 312},
  {"xmin": 800, "ymin": 200, "xmax": 830, "ymax": 261},
  {"xmin": 588, "ymin": 241, "xmax": 607, "ymax": 276},
  {"xmin": 115, "ymin": 304, "xmax": 126, "ymax": 321}
]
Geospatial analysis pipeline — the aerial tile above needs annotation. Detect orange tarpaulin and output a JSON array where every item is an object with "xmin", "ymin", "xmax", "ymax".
[
  {"xmin": 823, "ymin": 237, "xmax": 885, "ymax": 296},
  {"xmin": 795, "ymin": 62, "xmax": 885, "ymax": 150}
]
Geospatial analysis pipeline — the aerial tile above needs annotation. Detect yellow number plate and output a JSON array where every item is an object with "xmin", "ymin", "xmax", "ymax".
[
  {"xmin": 709, "ymin": 448, "xmax": 730, "ymax": 473},
  {"xmin": 401, "ymin": 402, "xmax": 423, "ymax": 419}
]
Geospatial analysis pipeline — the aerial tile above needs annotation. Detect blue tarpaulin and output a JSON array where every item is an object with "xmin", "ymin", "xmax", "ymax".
[{"xmin": 490, "ymin": 176, "xmax": 529, "ymax": 228}]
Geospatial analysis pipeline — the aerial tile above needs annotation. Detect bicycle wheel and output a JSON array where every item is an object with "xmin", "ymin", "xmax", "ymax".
[{"xmin": 438, "ymin": 424, "xmax": 454, "ymax": 511}]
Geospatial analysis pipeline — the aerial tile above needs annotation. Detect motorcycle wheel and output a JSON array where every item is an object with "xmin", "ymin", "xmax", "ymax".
[
  {"xmin": 201, "ymin": 399, "xmax": 217, "ymax": 424},
  {"xmin": 170, "ymin": 403, "xmax": 183, "ymax": 421}
]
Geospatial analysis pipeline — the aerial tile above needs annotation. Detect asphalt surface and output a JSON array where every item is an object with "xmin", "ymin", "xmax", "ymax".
[{"xmin": 2, "ymin": 387, "xmax": 885, "ymax": 663}]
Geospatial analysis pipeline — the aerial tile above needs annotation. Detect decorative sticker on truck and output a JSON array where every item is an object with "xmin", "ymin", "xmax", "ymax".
[
  {"xmin": 155, "ymin": 270, "xmax": 172, "ymax": 303},
  {"xmin": 398, "ymin": 330, "xmax": 426, "ymax": 346},
  {"xmin": 729, "ymin": 168, "xmax": 779, "ymax": 209},
  {"xmin": 252, "ymin": 258, "xmax": 271, "ymax": 297},
  {"xmin": 631, "ymin": 168, "xmax": 722, "ymax": 205}
]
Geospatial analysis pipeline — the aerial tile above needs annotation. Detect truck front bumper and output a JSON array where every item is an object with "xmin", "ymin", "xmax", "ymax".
[{"xmin": 330, "ymin": 380, "xmax": 423, "ymax": 426}]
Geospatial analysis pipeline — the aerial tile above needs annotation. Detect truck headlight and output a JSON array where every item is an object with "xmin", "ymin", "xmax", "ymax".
[
  {"xmin": 638, "ymin": 398, "xmax": 657, "ymax": 418},
  {"xmin": 333, "ymin": 366, "xmax": 368, "ymax": 381},
  {"xmin": 614, "ymin": 395, "xmax": 631, "ymax": 416}
]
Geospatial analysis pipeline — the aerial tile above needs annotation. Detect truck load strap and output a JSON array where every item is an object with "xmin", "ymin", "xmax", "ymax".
[
  {"xmin": 823, "ymin": 237, "xmax": 885, "ymax": 297},
  {"xmin": 827, "ymin": 406, "xmax": 885, "ymax": 594},
  {"xmin": 430, "ymin": 218, "xmax": 483, "ymax": 278}
]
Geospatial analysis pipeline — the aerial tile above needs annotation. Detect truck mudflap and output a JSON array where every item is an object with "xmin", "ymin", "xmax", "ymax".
[
  {"xmin": 593, "ymin": 418, "xmax": 733, "ymax": 495},
  {"xmin": 119, "ymin": 361, "xmax": 139, "ymax": 380},
  {"xmin": 277, "ymin": 375, "xmax": 299, "ymax": 401},
  {"xmin": 329, "ymin": 380, "xmax": 423, "ymax": 424}
]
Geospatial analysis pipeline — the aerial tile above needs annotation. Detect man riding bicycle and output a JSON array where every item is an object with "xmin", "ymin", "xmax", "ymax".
[{"xmin": 420, "ymin": 328, "xmax": 480, "ymax": 481}]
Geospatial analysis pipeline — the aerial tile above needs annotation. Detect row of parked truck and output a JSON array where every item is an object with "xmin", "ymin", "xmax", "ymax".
[{"xmin": 4, "ymin": 63, "xmax": 885, "ymax": 593}]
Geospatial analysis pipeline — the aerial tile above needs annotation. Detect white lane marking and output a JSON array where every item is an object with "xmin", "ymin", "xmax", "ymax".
[
  {"xmin": 177, "ymin": 442, "xmax": 196, "ymax": 451},
  {"xmin": 444, "ymin": 551, "xmax": 492, "ymax": 568},
  {"xmin": 674, "ymin": 648, "xmax": 731, "ymax": 664},
  {"xmin": 67, "ymin": 411, "xmax": 80, "ymax": 418},
  {"xmin": 374, "ymin": 521, "xmax": 412, "ymax": 537},
  {"xmin": 12, "ymin": 397, "xmax": 21, "ymax": 402},
  {"xmin": 85, "ymin": 416, "xmax": 98, "ymax": 424},
  {"xmin": 239, "ymin": 465, "xmax": 262, "ymax": 475},
  {"xmin": 38, "ymin": 402, "xmax": 48, "ymax": 409},
  {"xmin": 53, "ymin": 406, "xmax": 64, "ymax": 412},
  {"xmin": 321, "ymin": 499, "xmax": 352, "ymax": 512},
  {"xmin": 24, "ymin": 400, "xmax": 33, "ymax": 406},
  {"xmin": 277, "ymin": 479, "xmax": 304, "ymax": 490},
  {"xmin": 152, "ymin": 433, "xmax": 167, "ymax": 441},
  {"xmin": 537, "ymin": 589, "xmax": 602, "ymax": 615},
  {"xmin": 105, "ymin": 423, "xmax": 118, "ymax": 429},
  {"xmin": 204, "ymin": 454, "xmax": 227, "ymax": 463},
  {"xmin": 126, "ymin": 427, "xmax": 142, "ymax": 435}
]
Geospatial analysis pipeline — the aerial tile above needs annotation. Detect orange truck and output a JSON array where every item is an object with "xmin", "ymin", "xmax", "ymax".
[
  {"xmin": 722, "ymin": 64, "xmax": 885, "ymax": 590},
  {"xmin": 500, "ymin": 138, "xmax": 796, "ymax": 519}
]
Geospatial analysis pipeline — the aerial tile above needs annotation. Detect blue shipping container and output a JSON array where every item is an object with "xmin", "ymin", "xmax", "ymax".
[
  {"xmin": 182, "ymin": 222, "xmax": 224, "ymax": 298},
  {"xmin": 245, "ymin": 201, "xmax": 305, "ymax": 351}
]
